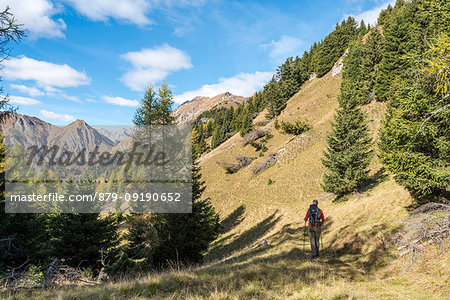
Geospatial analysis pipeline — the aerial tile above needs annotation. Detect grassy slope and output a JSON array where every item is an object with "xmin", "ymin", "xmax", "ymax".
[{"xmin": 5, "ymin": 65, "xmax": 449, "ymax": 300}]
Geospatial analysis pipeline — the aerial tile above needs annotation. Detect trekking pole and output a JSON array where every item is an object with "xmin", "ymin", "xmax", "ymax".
[
  {"xmin": 321, "ymin": 229, "xmax": 324, "ymax": 256},
  {"xmin": 303, "ymin": 220, "xmax": 306, "ymax": 252}
]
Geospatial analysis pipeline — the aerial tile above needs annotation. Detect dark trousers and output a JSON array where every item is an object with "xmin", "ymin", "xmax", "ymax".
[{"xmin": 308, "ymin": 226, "xmax": 321, "ymax": 258}]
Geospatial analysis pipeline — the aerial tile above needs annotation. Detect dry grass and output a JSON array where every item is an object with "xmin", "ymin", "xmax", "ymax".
[{"xmin": 3, "ymin": 68, "xmax": 449, "ymax": 299}]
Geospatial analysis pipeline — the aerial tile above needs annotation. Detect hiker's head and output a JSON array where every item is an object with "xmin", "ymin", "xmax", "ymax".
[{"xmin": 313, "ymin": 199, "xmax": 318, "ymax": 205}]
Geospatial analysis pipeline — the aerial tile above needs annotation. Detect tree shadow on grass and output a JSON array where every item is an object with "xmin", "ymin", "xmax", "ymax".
[
  {"xmin": 213, "ymin": 216, "xmax": 390, "ymax": 277},
  {"xmin": 209, "ymin": 219, "xmax": 335, "ymax": 270},
  {"xmin": 331, "ymin": 168, "xmax": 390, "ymax": 202},
  {"xmin": 219, "ymin": 205, "xmax": 245, "ymax": 234},
  {"xmin": 359, "ymin": 167, "xmax": 389, "ymax": 193},
  {"xmin": 18, "ymin": 216, "xmax": 401, "ymax": 299},
  {"xmin": 206, "ymin": 210, "xmax": 281, "ymax": 261},
  {"xmin": 322, "ymin": 222, "xmax": 394, "ymax": 272}
]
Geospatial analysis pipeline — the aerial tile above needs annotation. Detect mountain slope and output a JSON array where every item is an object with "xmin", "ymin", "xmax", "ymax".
[
  {"xmin": 1, "ymin": 114, "xmax": 116, "ymax": 151},
  {"xmin": 173, "ymin": 92, "xmax": 247, "ymax": 124},
  {"xmin": 15, "ymin": 56, "xmax": 449, "ymax": 299},
  {"xmin": 19, "ymin": 57, "xmax": 449, "ymax": 300},
  {"xmin": 1, "ymin": 113, "xmax": 54, "ymax": 147},
  {"xmin": 48, "ymin": 119, "xmax": 115, "ymax": 151}
]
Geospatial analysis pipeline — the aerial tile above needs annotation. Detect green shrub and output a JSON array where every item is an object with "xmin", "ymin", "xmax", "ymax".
[
  {"xmin": 281, "ymin": 120, "xmax": 311, "ymax": 135},
  {"xmin": 274, "ymin": 119, "xmax": 280, "ymax": 130},
  {"xmin": 264, "ymin": 132, "xmax": 273, "ymax": 140}
]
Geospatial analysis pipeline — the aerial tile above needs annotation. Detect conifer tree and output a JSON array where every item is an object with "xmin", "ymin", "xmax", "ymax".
[
  {"xmin": 342, "ymin": 42, "xmax": 368, "ymax": 104},
  {"xmin": 0, "ymin": 9, "xmax": 49, "ymax": 269},
  {"xmin": 125, "ymin": 82, "xmax": 177, "ymax": 271},
  {"xmin": 211, "ymin": 124, "xmax": 225, "ymax": 149},
  {"xmin": 362, "ymin": 29, "xmax": 383, "ymax": 101},
  {"xmin": 192, "ymin": 126, "xmax": 207, "ymax": 158},
  {"xmin": 156, "ymin": 81, "xmax": 176, "ymax": 125},
  {"xmin": 312, "ymin": 17, "xmax": 358, "ymax": 77},
  {"xmin": 206, "ymin": 118, "xmax": 213, "ymax": 137},
  {"xmin": 125, "ymin": 82, "xmax": 219, "ymax": 270},
  {"xmin": 293, "ymin": 51, "xmax": 311, "ymax": 85},
  {"xmin": 0, "ymin": 7, "xmax": 24, "ymax": 122},
  {"xmin": 240, "ymin": 108, "xmax": 253, "ymax": 137},
  {"xmin": 153, "ymin": 158, "xmax": 219, "ymax": 266},
  {"xmin": 46, "ymin": 213, "xmax": 118, "ymax": 271},
  {"xmin": 133, "ymin": 82, "xmax": 175, "ymax": 126},
  {"xmin": 374, "ymin": 2, "xmax": 410, "ymax": 101},
  {"xmin": 321, "ymin": 59, "xmax": 374, "ymax": 197},
  {"xmin": 133, "ymin": 84, "xmax": 158, "ymax": 126},
  {"xmin": 265, "ymin": 78, "xmax": 284, "ymax": 118},
  {"xmin": 45, "ymin": 170, "xmax": 119, "ymax": 272},
  {"xmin": 379, "ymin": 33, "xmax": 450, "ymax": 203}
]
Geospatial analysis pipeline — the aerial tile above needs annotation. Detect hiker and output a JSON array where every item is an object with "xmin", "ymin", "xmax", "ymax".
[{"xmin": 304, "ymin": 199, "xmax": 325, "ymax": 259}]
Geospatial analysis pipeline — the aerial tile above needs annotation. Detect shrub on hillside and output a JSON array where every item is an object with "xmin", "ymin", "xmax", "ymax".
[
  {"xmin": 281, "ymin": 120, "xmax": 311, "ymax": 135},
  {"xmin": 274, "ymin": 119, "xmax": 280, "ymax": 130}
]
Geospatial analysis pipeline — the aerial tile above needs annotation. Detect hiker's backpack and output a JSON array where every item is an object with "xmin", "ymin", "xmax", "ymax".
[{"xmin": 308, "ymin": 204, "xmax": 322, "ymax": 226}]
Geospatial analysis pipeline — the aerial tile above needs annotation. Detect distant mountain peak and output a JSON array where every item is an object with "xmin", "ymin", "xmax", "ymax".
[
  {"xmin": 2, "ymin": 112, "xmax": 51, "ymax": 126},
  {"xmin": 173, "ymin": 92, "xmax": 247, "ymax": 125},
  {"xmin": 68, "ymin": 119, "xmax": 88, "ymax": 127},
  {"xmin": 1, "ymin": 113, "xmax": 115, "ymax": 151}
]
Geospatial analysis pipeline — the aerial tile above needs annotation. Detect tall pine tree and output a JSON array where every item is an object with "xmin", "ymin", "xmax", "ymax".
[
  {"xmin": 379, "ymin": 33, "xmax": 450, "ymax": 203},
  {"xmin": 153, "ymin": 159, "xmax": 219, "ymax": 266},
  {"xmin": 321, "ymin": 47, "xmax": 374, "ymax": 197},
  {"xmin": 124, "ymin": 81, "xmax": 219, "ymax": 271}
]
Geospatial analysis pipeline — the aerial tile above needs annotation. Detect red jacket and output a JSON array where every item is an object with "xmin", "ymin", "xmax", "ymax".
[{"xmin": 304, "ymin": 208, "xmax": 325, "ymax": 226}]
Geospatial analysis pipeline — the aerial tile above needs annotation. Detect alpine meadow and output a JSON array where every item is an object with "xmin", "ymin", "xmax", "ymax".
[{"xmin": 0, "ymin": 0, "xmax": 449, "ymax": 299}]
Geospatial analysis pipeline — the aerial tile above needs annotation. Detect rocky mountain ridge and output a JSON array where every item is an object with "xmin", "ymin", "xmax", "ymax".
[
  {"xmin": 1, "ymin": 113, "xmax": 124, "ymax": 152},
  {"xmin": 173, "ymin": 92, "xmax": 247, "ymax": 124}
]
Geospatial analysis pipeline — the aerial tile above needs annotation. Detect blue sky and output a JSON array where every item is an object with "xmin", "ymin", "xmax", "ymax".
[{"xmin": 1, "ymin": 0, "xmax": 394, "ymax": 125}]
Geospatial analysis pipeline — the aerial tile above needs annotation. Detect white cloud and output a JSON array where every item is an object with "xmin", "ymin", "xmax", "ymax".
[
  {"xmin": 3, "ymin": 0, "xmax": 66, "ymax": 39},
  {"xmin": 9, "ymin": 83, "xmax": 81, "ymax": 103},
  {"xmin": 61, "ymin": 94, "xmax": 80, "ymax": 102},
  {"xmin": 62, "ymin": 0, "xmax": 152, "ymax": 25},
  {"xmin": 62, "ymin": 0, "xmax": 210, "ymax": 26},
  {"xmin": 40, "ymin": 85, "xmax": 59, "ymax": 93},
  {"xmin": 121, "ymin": 44, "xmax": 192, "ymax": 91},
  {"xmin": 153, "ymin": 0, "xmax": 210, "ymax": 8},
  {"xmin": 9, "ymin": 84, "xmax": 44, "ymax": 97},
  {"xmin": 173, "ymin": 71, "xmax": 272, "ymax": 104},
  {"xmin": 86, "ymin": 98, "xmax": 96, "ymax": 103},
  {"xmin": 47, "ymin": 91, "xmax": 81, "ymax": 103},
  {"xmin": 40, "ymin": 110, "xmax": 76, "ymax": 122},
  {"xmin": 9, "ymin": 96, "xmax": 41, "ymax": 106},
  {"xmin": 103, "ymin": 96, "xmax": 139, "ymax": 107},
  {"xmin": 261, "ymin": 35, "xmax": 305, "ymax": 63},
  {"xmin": 3, "ymin": 56, "xmax": 91, "ymax": 88},
  {"xmin": 346, "ymin": 0, "xmax": 395, "ymax": 26}
]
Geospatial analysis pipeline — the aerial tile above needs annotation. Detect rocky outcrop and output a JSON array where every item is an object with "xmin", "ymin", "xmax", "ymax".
[
  {"xmin": 252, "ymin": 153, "xmax": 277, "ymax": 175},
  {"xmin": 216, "ymin": 156, "xmax": 257, "ymax": 173},
  {"xmin": 242, "ymin": 129, "xmax": 270, "ymax": 145},
  {"xmin": 331, "ymin": 49, "xmax": 348, "ymax": 77}
]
